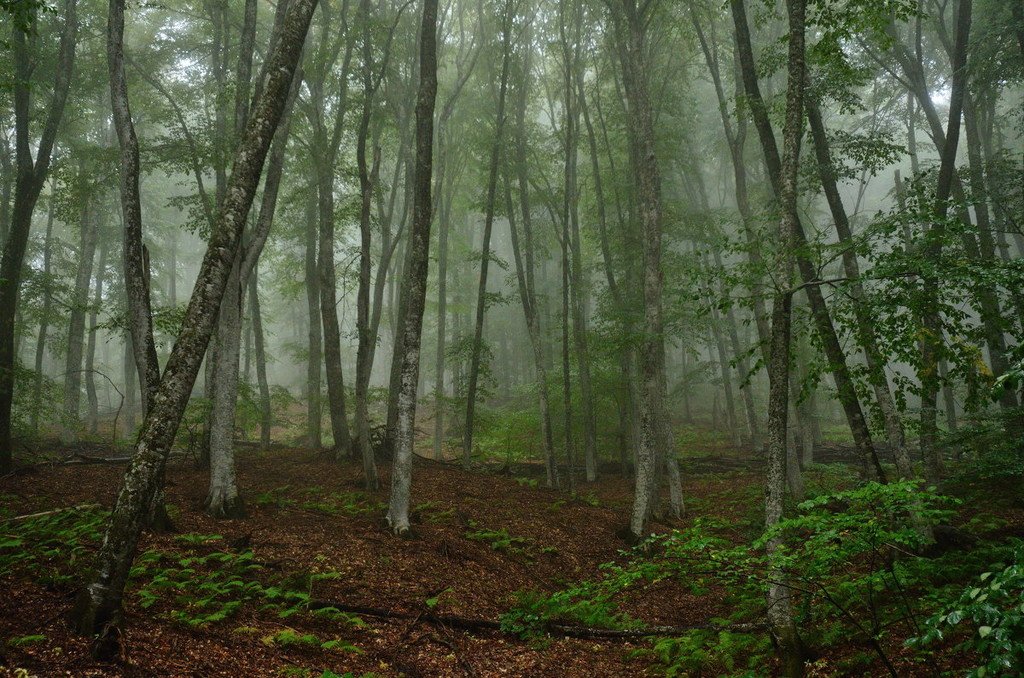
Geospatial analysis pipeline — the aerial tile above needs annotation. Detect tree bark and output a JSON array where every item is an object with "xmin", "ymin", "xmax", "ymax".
[
  {"xmin": 805, "ymin": 100, "xmax": 914, "ymax": 480},
  {"xmin": 304, "ymin": 188, "xmax": 323, "ymax": 449},
  {"xmin": 762, "ymin": 0, "xmax": 807, "ymax": 672},
  {"xmin": 611, "ymin": 0, "xmax": 673, "ymax": 539},
  {"xmin": 249, "ymin": 270, "xmax": 272, "ymax": 448},
  {"xmin": 71, "ymin": 0, "xmax": 316, "ymax": 649},
  {"xmin": 385, "ymin": 0, "xmax": 439, "ymax": 534}
]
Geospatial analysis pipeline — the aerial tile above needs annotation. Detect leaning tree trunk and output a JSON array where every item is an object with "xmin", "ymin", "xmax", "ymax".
[
  {"xmin": 731, "ymin": 0, "xmax": 884, "ymax": 480},
  {"xmin": 386, "ymin": 0, "xmax": 439, "ymax": 534},
  {"xmin": 71, "ymin": 0, "xmax": 316, "ymax": 652},
  {"xmin": 805, "ymin": 100, "xmax": 913, "ymax": 480}
]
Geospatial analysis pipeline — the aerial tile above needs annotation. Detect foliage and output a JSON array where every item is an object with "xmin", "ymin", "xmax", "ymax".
[{"xmin": 912, "ymin": 546, "xmax": 1024, "ymax": 677}]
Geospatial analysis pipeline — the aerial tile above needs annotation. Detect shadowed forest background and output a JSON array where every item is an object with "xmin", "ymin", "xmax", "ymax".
[{"xmin": 1, "ymin": 0, "xmax": 1023, "ymax": 674}]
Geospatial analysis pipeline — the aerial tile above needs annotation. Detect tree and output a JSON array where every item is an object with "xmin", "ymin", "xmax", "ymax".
[
  {"xmin": 386, "ymin": 0, "xmax": 439, "ymax": 535},
  {"xmin": 71, "ymin": 0, "xmax": 317, "ymax": 650},
  {"xmin": 0, "ymin": 0, "xmax": 79, "ymax": 473}
]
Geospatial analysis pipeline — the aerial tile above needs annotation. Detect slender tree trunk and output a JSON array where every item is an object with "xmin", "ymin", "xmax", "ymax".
[
  {"xmin": 86, "ymin": 239, "xmax": 109, "ymax": 434},
  {"xmin": 433, "ymin": 177, "xmax": 450, "ymax": 461},
  {"xmin": 462, "ymin": 2, "xmax": 513, "ymax": 466},
  {"xmin": 0, "ymin": 0, "xmax": 78, "ymax": 473},
  {"xmin": 31, "ymin": 198, "xmax": 58, "ymax": 434},
  {"xmin": 731, "ymin": 0, "xmax": 883, "ymax": 480},
  {"xmin": 71, "ymin": 0, "xmax": 316, "ymax": 648},
  {"xmin": 249, "ymin": 271, "xmax": 272, "ymax": 448},
  {"xmin": 386, "ymin": 0, "xmax": 438, "ymax": 534},
  {"xmin": 62, "ymin": 194, "xmax": 99, "ymax": 443},
  {"xmin": 914, "ymin": 0, "xmax": 972, "ymax": 483},
  {"xmin": 304, "ymin": 188, "xmax": 323, "ymax": 448},
  {"xmin": 354, "ymin": 0, "xmax": 381, "ymax": 487},
  {"xmin": 206, "ymin": 253, "xmax": 246, "ymax": 518},
  {"xmin": 806, "ymin": 100, "xmax": 913, "ymax": 480},
  {"xmin": 762, "ymin": 0, "xmax": 807, "ymax": 672},
  {"xmin": 319, "ymin": 166, "xmax": 355, "ymax": 464}
]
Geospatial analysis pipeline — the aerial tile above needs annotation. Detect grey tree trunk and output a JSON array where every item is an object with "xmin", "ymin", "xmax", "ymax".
[
  {"xmin": 249, "ymin": 271, "xmax": 272, "ymax": 448},
  {"xmin": 86, "ymin": 240, "xmax": 109, "ymax": 435},
  {"xmin": 31, "ymin": 198, "xmax": 58, "ymax": 434},
  {"xmin": 304, "ymin": 188, "xmax": 323, "ymax": 448},
  {"xmin": 761, "ymin": 0, "xmax": 807, "ymax": 671},
  {"xmin": 732, "ymin": 0, "xmax": 884, "ymax": 481},
  {"xmin": 805, "ymin": 100, "xmax": 913, "ymax": 480},
  {"xmin": 206, "ymin": 63, "xmax": 299, "ymax": 517},
  {"xmin": 62, "ymin": 195, "xmax": 99, "ymax": 443},
  {"xmin": 0, "ymin": 0, "xmax": 78, "ymax": 473},
  {"xmin": 386, "ymin": 0, "xmax": 438, "ymax": 534},
  {"xmin": 206, "ymin": 253, "xmax": 246, "ymax": 518},
  {"xmin": 71, "ymin": 0, "xmax": 316, "ymax": 649},
  {"xmin": 561, "ymin": 2, "xmax": 597, "ymax": 483},
  {"xmin": 462, "ymin": 1, "xmax": 513, "ymax": 467},
  {"xmin": 612, "ymin": 0, "xmax": 674, "ymax": 540}
]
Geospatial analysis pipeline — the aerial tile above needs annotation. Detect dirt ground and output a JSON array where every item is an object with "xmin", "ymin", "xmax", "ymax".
[{"xmin": 0, "ymin": 443, "xmax": 1006, "ymax": 676}]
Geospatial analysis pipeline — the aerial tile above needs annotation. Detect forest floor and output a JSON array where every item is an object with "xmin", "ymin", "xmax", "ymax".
[{"xmin": 0, "ymin": 440, "xmax": 1019, "ymax": 676}]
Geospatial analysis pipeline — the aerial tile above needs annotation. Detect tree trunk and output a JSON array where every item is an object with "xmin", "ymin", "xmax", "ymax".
[
  {"xmin": 354, "ymin": 0, "xmax": 381, "ymax": 488},
  {"xmin": 612, "ymin": 0, "xmax": 673, "ymax": 540},
  {"xmin": 304, "ymin": 188, "xmax": 323, "ymax": 449},
  {"xmin": 31, "ymin": 198, "xmax": 58, "ymax": 435},
  {"xmin": 731, "ymin": 0, "xmax": 883, "ymax": 481},
  {"xmin": 206, "ymin": 253, "xmax": 246, "ymax": 519},
  {"xmin": 62, "ymin": 193, "xmax": 99, "ymax": 443},
  {"xmin": 761, "ymin": 0, "xmax": 807, "ymax": 672},
  {"xmin": 462, "ymin": 2, "xmax": 513, "ymax": 467},
  {"xmin": 0, "ymin": 0, "xmax": 78, "ymax": 473},
  {"xmin": 249, "ymin": 271, "xmax": 272, "ymax": 448},
  {"xmin": 805, "ymin": 100, "xmax": 913, "ymax": 480},
  {"xmin": 86, "ymin": 236, "xmax": 109, "ymax": 435},
  {"xmin": 386, "ymin": 0, "xmax": 439, "ymax": 534},
  {"xmin": 71, "ymin": 0, "xmax": 316, "ymax": 650}
]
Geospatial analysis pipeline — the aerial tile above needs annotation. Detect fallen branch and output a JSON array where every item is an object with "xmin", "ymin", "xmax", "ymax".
[
  {"xmin": 307, "ymin": 599, "xmax": 764, "ymax": 640},
  {"xmin": 3, "ymin": 503, "xmax": 102, "ymax": 522},
  {"xmin": 62, "ymin": 453, "xmax": 133, "ymax": 465}
]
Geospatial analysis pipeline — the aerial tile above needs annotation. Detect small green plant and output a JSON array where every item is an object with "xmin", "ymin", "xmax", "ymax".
[
  {"xmin": 6, "ymin": 634, "xmax": 46, "ymax": 647},
  {"xmin": 911, "ymin": 545, "xmax": 1024, "ymax": 677},
  {"xmin": 465, "ymin": 522, "xmax": 532, "ymax": 554}
]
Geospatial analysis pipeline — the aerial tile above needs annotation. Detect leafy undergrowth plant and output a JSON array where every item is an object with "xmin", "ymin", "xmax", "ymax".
[
  {"xmin": 254, "ymin": 486, "xmax": 383, "ymax": 517},
  {"xmin": 0, "ymin": 505, "xmax": 107, "ymax": 587},
  {"xmin": 501, "ymin": 481, "xmax": 1019, "ymax": 675},
  {"xmin": 911, "ymin": 545, "xmax": 1024, "ymax": 676}
]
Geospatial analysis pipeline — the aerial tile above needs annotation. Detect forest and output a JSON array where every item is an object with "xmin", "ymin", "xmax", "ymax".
[{"xmin": 0, "ymin": 0, "xmax": 1023, "ymax": 674}]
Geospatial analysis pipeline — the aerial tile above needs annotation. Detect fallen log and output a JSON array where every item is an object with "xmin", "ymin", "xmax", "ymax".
[{"xmin": 307, "ymin": 598, "xmax": 764, "ymax": 640}]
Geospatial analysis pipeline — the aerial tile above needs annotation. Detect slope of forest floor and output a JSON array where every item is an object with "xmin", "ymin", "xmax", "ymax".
[{"xmin": 0, "ymin": 442, "xmax": 1019, "ymax": 676}]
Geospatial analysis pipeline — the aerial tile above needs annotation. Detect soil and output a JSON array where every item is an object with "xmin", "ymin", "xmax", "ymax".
[{"xmin": 0, "ymin": 443, "xmax": 1006, "ymax": 676}]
